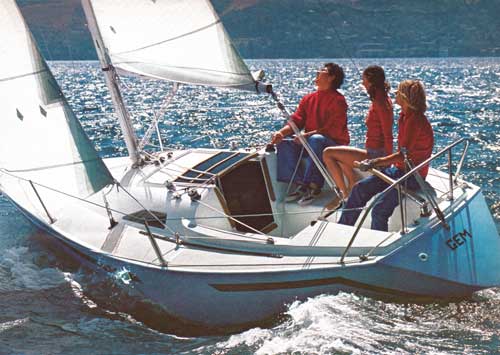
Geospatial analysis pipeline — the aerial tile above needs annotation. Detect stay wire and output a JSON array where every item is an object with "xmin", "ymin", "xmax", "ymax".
[{"xmin": 317, "ymin": 0, "xmax": 362, "ymax": 77}]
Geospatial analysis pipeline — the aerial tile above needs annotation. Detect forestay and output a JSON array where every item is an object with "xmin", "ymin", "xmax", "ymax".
[
  {"xmin": 0, "ymin": 1, "xmax": 113, "ymax": 197},
  {"xmin": 88, "ymin": 0, "xmax": 257, "ymax": 90}
]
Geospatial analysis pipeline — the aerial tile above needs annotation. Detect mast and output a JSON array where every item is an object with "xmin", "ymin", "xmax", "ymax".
[{"xmin": 81, "ymin": 0, "xmax": 141, "ymax": 165}]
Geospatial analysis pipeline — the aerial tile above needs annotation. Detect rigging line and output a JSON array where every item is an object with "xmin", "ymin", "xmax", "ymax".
[
  {"xmin": 115, "ymin": 181, "xmax": 177, "ymax": 236},
  {"xmin": 164, "ymin": 161, "xmax": 218, "ymax": 177},
  {"xmin": 113, "ymin": 19, "xmax": 222, "ymax": 56},
  {"xmin": 311, "ymin": 220, "xmax": 328, "ymax": 246},
  {"xmin": 183, "ymin": 102, "xmax": 270, "ymax": 111},
  {"xmin": 157, "ymin": 205, "xmax": 365, "ymax": 221},
  {"xmin": 363, "ymin": 232, "xmax": 397, "ymax": 260},
  {"xmin": 80, "ymin": 103, "xmax": 270, "ymax": 117},
  {"xmin": 0, "ymin": 168, "xmax": 365, "ymax": 234},
  {"xmin": 285, "ymin": 146, "xmax": 305, "ymax": 195},
  {"xmin": 194, "ymin": 199, "xmax": 267, "ymax": 238},
  {"xmin": 35, "ymin": 23, "xmax": 54, "ymax": 62},
  {"xmin": 1, "ymin": 169, "xmax": 194, "ymax": 236},
  {"xmin": 190, "ymin": 196, "xmax": 365, "ymax": 220},
  {"xmin": 0, "ymin": 69, "xmax": 49, "ymax": 83},
  {"xmin": 317, "ymin": 0, "xmax": 361, "ymax": 77},
  {"xmin": 2, "ymin": 158, "xmax": 110, "ymax": 173},
  {"xmin": 270, "ymin": 91, "xmax": 338, "ymax": 191},
  {"xmin": 112, "ymin": 58, "xmax": 253, "ymax": 78},
  {"xmin": 140, "ymin": 82, "xmax": 179, "ymax": 150},
  {"xmin": 61, "ymin": 7, "xmax": 77, "ymax": 72},
  {"xmin": 0, "ymin": 169, "xmax": 128, "ymax": 217}
]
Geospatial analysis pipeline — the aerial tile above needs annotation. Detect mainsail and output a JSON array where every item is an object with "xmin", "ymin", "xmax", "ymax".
[
  {"xmin": 85, "ymin": 0, "xmax": 257, "ymax": 90},
  {"xmin": 0, "ymin": 1, "xmax": 113, "ymax": 198}
]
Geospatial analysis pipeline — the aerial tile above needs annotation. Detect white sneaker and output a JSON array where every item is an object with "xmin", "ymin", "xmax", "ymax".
[
  {"xmin": 285, "ymin": 185, "xmax": 308, "ymax": 202},
  {"xmin": 297, "ymin": 188, "xmax": 321, "ymax": 206}
]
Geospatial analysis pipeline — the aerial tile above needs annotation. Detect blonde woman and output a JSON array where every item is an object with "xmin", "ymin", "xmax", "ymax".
[
  {"xmin": 323, "ymin": 65, "xmax": 393, "ymax": 210},
  {"xmin": 338, "ymin": 80, "xmax": 434, "ymax": 231}
]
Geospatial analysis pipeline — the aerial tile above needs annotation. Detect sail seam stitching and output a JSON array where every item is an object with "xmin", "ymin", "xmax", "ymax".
[{"xmin": 113, "ymin": 20, "xmax": 222, "ymax": 56}]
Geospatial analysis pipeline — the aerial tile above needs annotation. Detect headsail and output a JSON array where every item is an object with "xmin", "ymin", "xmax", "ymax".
[
  {"xmin": 86, "ymin": 0, "xmax": 258, "ymax": 91},
  {"xmin": 0, "ymin": 0, "xmax": 113, "ymax": 197}
]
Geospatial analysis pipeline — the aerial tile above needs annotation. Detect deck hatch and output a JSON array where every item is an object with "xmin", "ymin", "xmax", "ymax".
[
  {"xmin": 175, "ymin": 151, "xmax": 252, "ymax": 183},
  {"xmin": 123, "ymin": 210, "xmax": 167, "ymax": 229}
]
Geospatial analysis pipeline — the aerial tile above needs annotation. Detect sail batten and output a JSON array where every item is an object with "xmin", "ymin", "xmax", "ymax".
[{"xmin": 88, "ymin": 0, "xmax": 257, "ymax": 91}]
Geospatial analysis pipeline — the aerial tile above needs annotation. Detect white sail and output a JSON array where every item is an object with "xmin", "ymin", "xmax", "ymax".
[
  {"xmin": 87, "ymin": 0, "xmax": 257, "ymax": 90},
  {"xmin": 0, "ymin": 1, "xmax": 113, "ymax": 198}
]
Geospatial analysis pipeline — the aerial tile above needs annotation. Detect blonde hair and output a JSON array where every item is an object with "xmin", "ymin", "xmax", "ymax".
[{"xmin": 397, "ymin": 80, "xmax": 427, "ymax": 113}]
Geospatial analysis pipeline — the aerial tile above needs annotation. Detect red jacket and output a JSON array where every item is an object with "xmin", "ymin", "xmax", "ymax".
[
  {"xmin": 289, "ymin": 89, "xmax": 349, "ymax": 145},
  {"xmin": 395, "ymin": 110, "xmax": 434, "ymax": 178},
  {"xmin": 365, "ymin": 92, "xmax": 393, "ymax": 155}
]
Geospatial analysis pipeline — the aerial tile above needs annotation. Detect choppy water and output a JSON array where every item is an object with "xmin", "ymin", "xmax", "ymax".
[{"xmin": 0, "ymin": 58, "xmax": 499, "ymax": 354}]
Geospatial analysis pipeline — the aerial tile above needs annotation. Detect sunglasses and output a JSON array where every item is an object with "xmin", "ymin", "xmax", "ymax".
[{"xmin": 316, "ymin": 68, "xmax": 332, "ymax": 75}]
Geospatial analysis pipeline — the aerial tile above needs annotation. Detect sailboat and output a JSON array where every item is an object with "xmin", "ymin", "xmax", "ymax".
[{"xmin": 1, "ymin": 0, "xmax": 499, "ymax": 329}]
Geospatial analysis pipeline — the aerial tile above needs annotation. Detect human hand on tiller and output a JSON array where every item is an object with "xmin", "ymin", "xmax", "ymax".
[
  {"xmin": 355, "ymin": 159, "xmax": 375, "ymax": 172},
  {"xmin": 271, "ymin": 131, "xmax": 284, "ymax": 145}
]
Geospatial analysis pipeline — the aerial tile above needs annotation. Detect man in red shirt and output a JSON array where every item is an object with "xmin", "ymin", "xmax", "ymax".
[
  {"xmin": 339, "ymin": 80, "xmax": 434, "ymax": 231},
  {"xmin": 271, "ymin": 63, "xmax": 349, "ymax": 205}
]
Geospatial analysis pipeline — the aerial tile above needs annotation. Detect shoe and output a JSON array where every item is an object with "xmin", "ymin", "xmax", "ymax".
[
  {"xmin": 297, "ymin": 188, "xmax": 321, "ymax": 206},
  {"xmin": 285, "ymin": 185, "xmax": 308, "ymax": 202},
  {"xmin": 325, "ymin": 194, "xmax": 344, "ymax": 210}
]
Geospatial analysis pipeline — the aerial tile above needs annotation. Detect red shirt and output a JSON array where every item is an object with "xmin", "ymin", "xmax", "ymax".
[
  {"xmin": 396, "ymin": 111, "xmax": 434, "ymax": 178},
  {"xmin": 289, "ymin": 89, "xmax": 349, "ymax": 145},
  {"xmin": 365, "ymin": 92, "xmax": 393, "ymax": 155}
]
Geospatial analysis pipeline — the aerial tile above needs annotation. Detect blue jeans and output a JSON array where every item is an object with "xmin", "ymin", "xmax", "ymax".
[
  {"xmin": 277, "ymin": 134, "xmax": 338, "ymax": 188},
  {"xmin": 338, "ymin": 166, "xmax": 420, "ymax": 231}
]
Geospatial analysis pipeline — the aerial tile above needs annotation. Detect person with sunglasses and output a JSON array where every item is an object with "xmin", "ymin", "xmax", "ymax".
[
  {"xmin": 338, "ymin": 79, "xmax": 434, "ymax": 232},
  {"xmin": 270, "ymin": 63, "xmax": 349, "ymax": 205}
]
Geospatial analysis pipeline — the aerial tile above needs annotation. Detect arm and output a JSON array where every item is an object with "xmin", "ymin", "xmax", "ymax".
[
  {"xmin": 271, "ymin": 96, "xmax": 308, "ymax": 144},
  {"xmin": 354, "ymin": 150, "xmax": 403, "ymax": 172},
  {"xmin": 271, "ymin": 125, "xmax": 294, "ymax": 144},
  {"xmin": 357, "ymin": 113, "xmax": 422, "ymax": 169},
  {"xmin": 291, "ymin": 129, "xmax": 319, "ymax": 144},
  {"xmin": 371, "ymin": 151, "xmax": 403, "ymax": 168}
]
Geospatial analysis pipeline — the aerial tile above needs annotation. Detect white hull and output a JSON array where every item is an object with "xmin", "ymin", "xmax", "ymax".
[
  {"xmin": 3, "ymin": 0, "xmax": 498, "ymax": 330},
  {"xmin": 2, "ymin": 147, "xmax": 499, "ymax": 328}
]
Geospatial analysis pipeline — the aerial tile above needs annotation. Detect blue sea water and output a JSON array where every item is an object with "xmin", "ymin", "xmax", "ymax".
[{"xmin": 0, "ymin": 58, "xmax": 499, "ymax": 354}]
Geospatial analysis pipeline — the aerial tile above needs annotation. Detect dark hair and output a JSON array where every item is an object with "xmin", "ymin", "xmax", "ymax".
[
  {"xmin": 324, "ymin": 62, "xmax": 344, "ymax": 90},
  {"xmin": 362, "ymin": 65, "xmax": 390, "ymax": 101}
]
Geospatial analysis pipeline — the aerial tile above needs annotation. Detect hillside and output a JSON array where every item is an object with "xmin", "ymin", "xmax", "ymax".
[{"xmin": 18, "ymin": 0, "xmax": 500, "ymax": 59}]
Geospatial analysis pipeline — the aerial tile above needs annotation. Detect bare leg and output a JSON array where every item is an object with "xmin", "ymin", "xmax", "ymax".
[
  {"xmin": 337, "ymin": 161, "xmax": 355, "ymax": 194},
  {"xmin": 323, "ymin": 146, "xmax": 369, "ymax": 197},
  {"xmin": 323, "ymin": 151, "xmax": 348, "ymax": 196}
]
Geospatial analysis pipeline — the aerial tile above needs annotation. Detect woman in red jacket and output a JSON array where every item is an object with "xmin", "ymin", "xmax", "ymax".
[
  {"xmin": 339, "ymin": 79, "xmax": 434, "ymax": 231},
  {"xmin": 323, "ymin": 65, "xmax": 393, "ymax": 210}
]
